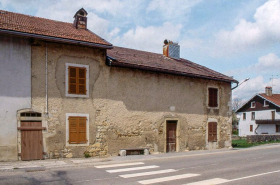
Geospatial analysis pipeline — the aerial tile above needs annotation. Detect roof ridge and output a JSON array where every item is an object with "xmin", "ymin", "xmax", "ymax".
[{"xmin": 0, "ymin": 9, "xmax": 72, "ymax": 25}]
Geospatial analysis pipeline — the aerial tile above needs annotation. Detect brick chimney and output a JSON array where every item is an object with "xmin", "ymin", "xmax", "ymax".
[
  {"xmin": 265, "ymin": 86, "xmax": 272, "ymax": 96},
  {"xmin": 163, "ymin": 39, "xmax": 180, "ymax": 60},
  {"xmin": 73, "ymin": 8, "xmax": 88, "ymax": 29}
]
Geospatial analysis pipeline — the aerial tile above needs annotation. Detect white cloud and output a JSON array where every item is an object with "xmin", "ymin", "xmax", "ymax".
[
  {"xmin": 255, "ymin": 53, "xmax": 280, "ymax": 72},
  {"xmin": 226, "ymin": 53, "xmax": 280, "ymax": 78},
  {"xmin": 214, "ymin": 0, "xmax": 280, "ymax": 55},
  {"xmin": 231, "ymin": 52, "xmax": 280, "ymax": 101},
  {"xmin": 146, "ymin": 0, "xmax": 203, "ymax": 21},
  {"xmin": 233, "ymin": 76, "xmax": 264, "ymax": 100},
  {"xmin": 112, "ymin": 22, "xmax": 182, "ymax": 53}
]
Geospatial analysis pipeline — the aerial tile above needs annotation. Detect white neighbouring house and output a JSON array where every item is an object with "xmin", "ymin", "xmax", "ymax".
[{"xmin": 236, "ymin": 87, "xmax": 280, "ymax": 136}]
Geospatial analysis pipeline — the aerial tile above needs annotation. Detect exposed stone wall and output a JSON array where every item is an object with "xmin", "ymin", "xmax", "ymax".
[
  {"xmin": 30, "ymin": 41, "xmax": 232, "ymax": 159},
  {"xmin": 247, "ymin": 135, "xmax": 280, "ymax": 143}
]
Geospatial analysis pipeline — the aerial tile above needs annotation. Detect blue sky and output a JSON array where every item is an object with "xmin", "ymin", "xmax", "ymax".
[{"xmin": 1, "ymin": 0, "xmax": 280, "ymax": 101}]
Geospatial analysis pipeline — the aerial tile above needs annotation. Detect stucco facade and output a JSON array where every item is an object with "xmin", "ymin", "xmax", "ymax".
[
  {"xmin": 0, "ymin": 35, "xmax": 31, "ymax": 161},
  {"xmin": 0, "ymin": 9, "xmax": 236, "ymax": 161},
  {"xmin": 27, "ymin": 41, "xmax": 233, "ymax": 159}
]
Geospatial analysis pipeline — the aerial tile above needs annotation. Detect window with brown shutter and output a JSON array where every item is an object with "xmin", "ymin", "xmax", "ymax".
[
  {"xmin": 69, "ymin": 116, "xmax": 87, "ymax": 144},
  {"xmin": 68, "ymin": 66, "xmax": 86, "ymax": 95},
  {"xmin": 250, "ymin": 125, "xmax": 253, "ymax": 132},
  {"xmin": 272, "ymin": 111, "xmax": 275, "ymax": 121},
  {"xmin": 208, "ymin": 88, "xmax": 218, "ymax": 107},
  {"xmin": 276, "ymin": 125, "xmax": 280, "ymax": 133},
  {"xmin": 243, "ymin": 113, "xmax": 246, "ymax": 120},
  {"xmin": 208, "ymin": 122, "xmax": 217, "ymax": 142},
  {"xmin": 251, "ymin": 112, "xmax": 255, "ymax": 120}
]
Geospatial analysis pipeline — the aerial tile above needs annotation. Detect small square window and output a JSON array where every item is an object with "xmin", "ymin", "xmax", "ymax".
[
  {"xmin": 251, "ymin": 101, "xmax": 256, "ymax": 108},
  {"xmin": 65, "ymin": 63, "xmax": 89, "ymax": 98},
  {"xmin": 66, "ymin": 113, "xmax": 89, "ymax": 146}
]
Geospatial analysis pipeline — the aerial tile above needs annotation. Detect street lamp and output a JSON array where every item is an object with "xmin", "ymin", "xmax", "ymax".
[{"xmin": 231, "ymin": 78, "xmax": 250, "ymax": 90}]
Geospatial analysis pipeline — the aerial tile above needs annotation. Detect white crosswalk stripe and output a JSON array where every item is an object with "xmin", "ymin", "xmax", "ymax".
[
  {"xmin": 120, "ymin": 169, "xmax": 177, "ymax": 178},
  {"xmin": 138, "ymin": 173, "xmax": 200, "ymax": 184},
  {"xmin": 95, "ymin": 162, "xmax": 144, "ymax": 168},
  {"xmin": 185, "ymin": 178, "xmax": 229, "ymax": 185},
  {"xmin": 106, "ymin": 165, "xmax": 159, "ymax": 173}
]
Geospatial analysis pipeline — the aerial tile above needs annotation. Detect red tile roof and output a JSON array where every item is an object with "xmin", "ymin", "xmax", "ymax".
[
  {"xmin": 0, "ymin": 10, "xmax": 112, "ymax": 48},
  {"xmin": 107, "ymin": 46, "xmax": 237, "ymax": 83},
  {"xmin": 259, "ymin": 93, "xmax": 280, "ymax": 106}
]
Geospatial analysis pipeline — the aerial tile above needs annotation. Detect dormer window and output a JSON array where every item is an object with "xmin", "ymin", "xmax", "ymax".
[
  {"xmin": 264, "ymin": 100, "xmax": 268, "ymax": 107},
  {"xmin": 251, "ymin": 101, "xmax": 256, "ymax": 108}
]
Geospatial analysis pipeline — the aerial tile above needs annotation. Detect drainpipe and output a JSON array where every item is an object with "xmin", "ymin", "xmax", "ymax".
[{"xmin": 45, "ymin": 43, "xmax": 48, "ymax": 116}]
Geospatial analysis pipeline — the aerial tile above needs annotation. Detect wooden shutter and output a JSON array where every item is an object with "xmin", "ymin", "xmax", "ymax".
[
  {"xmin": 69, "ymin": 67, "xmax": 77, "ymax": 94},
  {"xmin": 69, "ymin": 117, "xmax": 78, "ymax": 144},
  {"xmin": 68, "ymin": 67, "xmax": 86, "ymax": 95},
  {"xmin": 69, "ymin": 116, "xmax": 87, "ymax": 144},
  {"xmin": 250, "ymin": 125, "xmax": 253, "ymax": 132},
  {"xmin": 208, "ymin": 88, "xmax": 218, "ymax": 107},
  {"xmin": 272, "ymin": 111, "xmax": 275, "ymax": 121},
  {"xmin": 208, "ymin": 122, "xmax": 217, "ymax": 142},
  {"xmin": 78, "ymin": 68, "xmax": 86, "ymax": 95},
  {"xmin": 276, "ymin": 125, "xmax": 280, "ymax": 132},
  {"xmin": 78, "ymin": 117, "xmax": 87, "ymax": 143},
  {"xmin": 251, "ymin": 112, "xmax": 255, "ymax": 120}
]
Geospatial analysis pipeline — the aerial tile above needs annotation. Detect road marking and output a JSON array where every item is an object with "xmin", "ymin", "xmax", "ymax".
[
  {"xmin": 226, "ymin": 169, "xmax": 280, "ymax": 183},
  {"xmin": 107, "ymin": 165, "xmax": 159, "ymax": 173},
  {"xmin": 95, "ymin": 162, "xmax": 145, "ymax": 168},
  {"xmin": 120, "ymin": 169, "xmax": 177, "ymax": 178},
  {"xmin": 186, "ymin": 169, "xmax": 280, "ymax": 185},
  {"xmin": 186, "ymin": 178, "xmax": 229, "ymax": 185},
  {"xmin": 138, "ymin": 173, "xmax": 200, "ymax": 184}
]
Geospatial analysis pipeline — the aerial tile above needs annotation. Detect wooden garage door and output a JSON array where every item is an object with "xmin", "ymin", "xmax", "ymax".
[{"xmin": 19, "ymin": 121, "xmax": 44, "ymax": 161}]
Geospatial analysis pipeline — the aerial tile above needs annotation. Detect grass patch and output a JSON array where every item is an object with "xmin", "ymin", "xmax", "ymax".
[{"xmin": 232, "ymin": 139, "xmax": 280, "ymax": 148}]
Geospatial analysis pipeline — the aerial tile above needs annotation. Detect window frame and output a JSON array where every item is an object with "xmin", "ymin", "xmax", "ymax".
[
  {"xmin": 251, "ymin": 112, "xmax": 255, "ymax": 120},
  {"xmin": 251, "ymin": 101, "xmax": 256, "ymax": 108},
  {"xmin": 208, "ymin": 87, "xmax": 219, "ymax": 108},
  {"xmin": 243, "ymin": 113, "xmax": 246, "ymax": 120},
  {"xmin": 65, "ymin": 63, "xmax": 89, "ymax": 98},
  {"xmin": 264, "ymin": 100, "xmax": 269, "ymax": 107},
  {"xmin": 276, "ymin": 125, "xmax": 280, "ymax": 133},
  {"xmin": 272, "ymin": 111, "xmax": 275, "ymax": 121},
  {"xmin": 66, "ymin": 113, "xmax": 89, "ymax": 146}
]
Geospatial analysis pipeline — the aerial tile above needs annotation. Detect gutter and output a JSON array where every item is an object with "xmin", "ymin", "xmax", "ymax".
[
  {"xmin": 106, "ymin": 56, "xmax": 237, "ymax": 84},
  {"xmin": 0, "ymin": 29, "xmax": 113, "ymax": 49}
]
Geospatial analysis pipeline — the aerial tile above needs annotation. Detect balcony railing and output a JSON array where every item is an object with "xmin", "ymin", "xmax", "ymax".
[{"xmin": 255, "ymin": 119, "xmax": 280, "ymax": 124}]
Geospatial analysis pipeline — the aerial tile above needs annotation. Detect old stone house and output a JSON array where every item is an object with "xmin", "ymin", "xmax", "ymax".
[{"xmin": 0, "ymin": 8, "xmax": 237, "ymax": 161}]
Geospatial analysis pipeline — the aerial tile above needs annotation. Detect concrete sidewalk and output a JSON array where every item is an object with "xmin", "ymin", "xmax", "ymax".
[{"xmin": 1, "ymin": 144, "xmax": 279, "ymax": 172}]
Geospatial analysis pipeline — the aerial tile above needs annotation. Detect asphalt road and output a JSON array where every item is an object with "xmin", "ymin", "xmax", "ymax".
[{"xmin": 1, "ymin": 145, "xmax": 280, "ymax": 185}]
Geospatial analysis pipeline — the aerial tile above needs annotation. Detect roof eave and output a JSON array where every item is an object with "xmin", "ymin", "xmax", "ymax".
[
  {"xmin": 257, "ymin": 94, "xmax": 280, "ymax": 108},
  {"xmin": 106, "ymin": 57, "xmax": 235, "ymax": 84},
  {"xmin": 235, "ymin": 93, "xmax": 280, "ymax": 112},
  {"xmin": 0, "ymin": 29, "xmax": 113, "ymax": 49}
]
